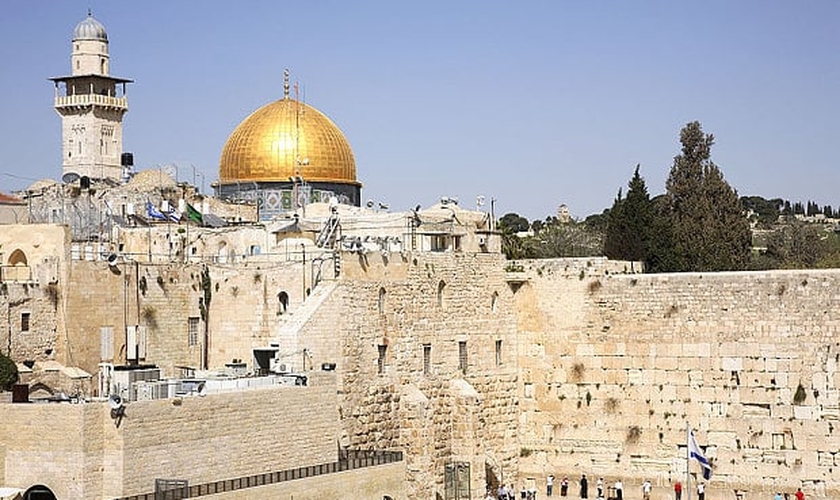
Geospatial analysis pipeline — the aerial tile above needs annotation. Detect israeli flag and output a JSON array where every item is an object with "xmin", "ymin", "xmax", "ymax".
[
  {"xmin": 689, "ymin": 430, "xmax": 712, "ymax": 480},
  {"xmin": 146, "ymin": 201, "xmax": 166, "ymax": 221},
  {"xmin": 167, "ymin": 204, "xmax": 181, "ymax": 223}
]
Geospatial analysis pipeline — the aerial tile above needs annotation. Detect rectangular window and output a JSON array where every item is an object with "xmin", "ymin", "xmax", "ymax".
[
  {"xmin": 423, "ymin": 344, "xmax": 431, "ymax": 375},
  {"xmin": 188, "ymin": 317, "xmax": 200, "ymax": 347},
  {"xmin": 378, "ymin": 345, "xmax": 387, "ymax": 374},
  {"xmin": 495, "ymin": 339, "xmax": 502, "ymax": 366},
  {"xmin": 458, "ymin": 341, "xmax": 467, "ymax": 374},
  {"xmin": 100, "ymin": 326, "xmax": 114, "ymax": 361},
  {"xmin": 20, "ymin": 312, "xmax": 30, "ymax": 332}
]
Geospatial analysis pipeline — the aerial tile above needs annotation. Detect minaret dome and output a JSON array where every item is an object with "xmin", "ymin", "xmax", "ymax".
[{"xmin": 71, "ymin": 12, "xmax": 110, "ymax": 76}]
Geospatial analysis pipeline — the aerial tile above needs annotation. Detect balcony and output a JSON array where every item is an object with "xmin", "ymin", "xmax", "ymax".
[{"xmin": 55, "ymin": 94, "xmax": 127, "ymax": 110}]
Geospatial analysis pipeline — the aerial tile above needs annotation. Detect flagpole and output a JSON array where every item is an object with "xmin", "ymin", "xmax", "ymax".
[{"xmin": 686, "ymin": 423, "xmax": 691, "ymax": 500}]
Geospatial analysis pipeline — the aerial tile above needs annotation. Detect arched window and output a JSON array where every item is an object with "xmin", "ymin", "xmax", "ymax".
[
  {"xmin": 437, "ymin": 280, "xmax": 446, "ymax": 308},
  {"xmin": 278, "ymin": 291, "xmax": 289, "ymax": 314},
  {"xmin": 216, "ymin": 242, "xmax": 228, "ymax": 263},
  {"xmin": 378, "ymin": 287, "xmax": 386, "ymax": 314},
  {"xmin": 491, "ymin": 291, "xmax": 499, "ymax": 313},
  {"xmin": 8, "ymin": 249, "xmax": 27, "ymax": 266}
]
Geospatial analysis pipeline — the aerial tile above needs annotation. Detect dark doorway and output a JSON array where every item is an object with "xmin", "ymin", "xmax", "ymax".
[{"xmin": 23, "ymin": 485, "xmax": 57, "ymax": 500}]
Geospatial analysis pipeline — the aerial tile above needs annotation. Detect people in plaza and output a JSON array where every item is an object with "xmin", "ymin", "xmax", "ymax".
[
  {"xmin": 642, "ymin": 479, "xmax": 651, "ymax": 500},
  {"xmin": 774, "ymin": 493, "xmax": 783, "ymax": 500},
  {"xmin": 697, "ymin": 481, "xmax": 705, "ymax": 500},
  {"xmin": 547, "ymin": 474, "xmax": 555, "ymax": 497},
  {"xmin": 795, "ymin": 487, "xmax": 804, "ymax": 500},
  {"xmin": 674, "ymin": 481, "xmax": 682, "ymax": 500},
  {"xmin": 615, "ymin": 479, "xmax": 624, "ymax": 500},
  {"xmin": 499, "ymin": 484, "xmax": 508, "ymax": 500},
  {"xmin": 560, "ymin": 477, "xmax": 569, "ymax": 497},
  {"xmin": 580, "ymin": 474, "xmax": 588, "ymax": 499},
  {"xmin": 596, "ymin": 478, "xmax": 604, "ymax": 499}
]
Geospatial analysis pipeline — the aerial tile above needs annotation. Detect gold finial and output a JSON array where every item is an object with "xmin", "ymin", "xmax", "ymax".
[{"xmin": 283, "ymin": 69, "xmax": 290, "ymax": 99}]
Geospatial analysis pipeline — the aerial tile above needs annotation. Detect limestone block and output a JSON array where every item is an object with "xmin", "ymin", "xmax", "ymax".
[
  {"xmin": 721, "ymin": 357, "xmax": 744, "ymax": 372},
  {"xmin": 794, "ymin": 405, "xmax": 815, "ymax": 420}
]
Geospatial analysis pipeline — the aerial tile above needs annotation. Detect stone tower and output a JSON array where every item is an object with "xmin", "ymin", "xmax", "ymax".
[{"xmin": 50, "ymin": 12, "xmax": 132, "ymax": 182}]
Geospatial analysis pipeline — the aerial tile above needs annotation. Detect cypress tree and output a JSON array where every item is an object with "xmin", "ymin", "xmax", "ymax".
[{"xmin": 663, "ymin": 121, "xmax": 751, "ymax": 271}]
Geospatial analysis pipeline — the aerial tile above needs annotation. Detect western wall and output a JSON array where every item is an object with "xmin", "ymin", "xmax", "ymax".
[{"xmin": 513, "ymin": 258, "xmax": 840, "ymax": 499}]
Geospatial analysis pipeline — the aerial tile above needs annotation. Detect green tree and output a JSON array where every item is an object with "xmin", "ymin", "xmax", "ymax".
[
  {"xmin": 764, "ymin": 223, "xmax": 823, "ymax": 268},
  {"xmin": 604, "ymin": 165, "xmax": 652, "ymax": 262},
  {"xmin": 663, "ymin": 121, "xmax": 751, "ymax": 271},
  {"xmin": 498, "ymin": 212, "xmax": 530, "ymax": 259},
  {"xmin": 525, "ymin": 220, "xmax": 603, "ymax": 258},
  {"xmin": 0, "ymin": 351, "xmax": 18, "ymax": 391}
]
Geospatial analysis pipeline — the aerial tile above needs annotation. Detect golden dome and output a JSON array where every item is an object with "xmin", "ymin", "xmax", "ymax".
[{"xmin": 219, "ymin": 97, "xmax": 358, "ymax": 186}]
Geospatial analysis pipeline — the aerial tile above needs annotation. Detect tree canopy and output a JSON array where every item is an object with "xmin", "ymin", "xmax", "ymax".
[
  {"xmin": 0, "ymin": 352, "xmax": 18, "ymax": 391},
  {"xmin": 659, "ymin": 121, "xmax": 752, "ymax": 272}
]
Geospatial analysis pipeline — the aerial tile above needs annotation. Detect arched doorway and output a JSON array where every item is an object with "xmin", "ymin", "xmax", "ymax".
[
  {"xmin": 23, "ymin": 485, "xmax": 57, "ymax": 500},
  {"xmin": 8, "ymin": 249, "xmax": 28, "ymax": 266}
]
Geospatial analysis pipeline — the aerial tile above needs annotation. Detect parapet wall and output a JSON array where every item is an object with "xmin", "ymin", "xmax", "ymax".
[
  {"xmin": 515, "ymin": 264, "xmax": 840, "ymax": 499},
  {"xmin": 0, "ymin": 382, "xmax": 339, "ymax": 500}
]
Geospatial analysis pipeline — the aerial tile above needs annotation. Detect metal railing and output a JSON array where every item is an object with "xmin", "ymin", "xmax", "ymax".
[
  {"xmin": 115, "ymin": 449, "xmax": 403, "ymax": 500},
  {"xmin": 55, "ymin": 94, "xmax": 127, "ymax": 108}
]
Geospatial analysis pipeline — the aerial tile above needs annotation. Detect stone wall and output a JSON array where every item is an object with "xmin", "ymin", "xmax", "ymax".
[
  {"xmin": 0, "ymin": 382, "xmax": 339, "ymax": 500},
  {"xmin": 515, "ymin": 263, "xmax": 840, "ymax": 499},
  {"xmin": 284, "ymin": 250, "xmax": 523, "ymax": 499}
]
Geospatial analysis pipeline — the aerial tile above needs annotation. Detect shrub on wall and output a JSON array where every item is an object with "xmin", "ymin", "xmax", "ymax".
[
  {"xmin": 793, "ymin": 382, "xmax": 807, "ymax": 405},
  {"xmin": 0, "ymin": 352, "xmax": 19, "ymax": 391}
]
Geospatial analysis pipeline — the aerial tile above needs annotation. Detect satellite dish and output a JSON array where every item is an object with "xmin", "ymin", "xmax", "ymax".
[
  {"xmin": 62, "ymin": 172, "xmax": 80, "ymax": 184},
  {"xmin": 108, "ymin": 394, "xmax": 123, "ymax": 410}
]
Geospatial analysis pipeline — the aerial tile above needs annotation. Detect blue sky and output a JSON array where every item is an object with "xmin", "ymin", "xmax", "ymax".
[{"xmin": 1, "ymin": 1, "xmax": 838, "ymax": 220}]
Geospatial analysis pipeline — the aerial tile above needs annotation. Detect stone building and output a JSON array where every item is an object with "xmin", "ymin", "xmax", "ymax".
[{"xmin": 1, "ymin": 12, "xmax": 839, "ymax": 500}]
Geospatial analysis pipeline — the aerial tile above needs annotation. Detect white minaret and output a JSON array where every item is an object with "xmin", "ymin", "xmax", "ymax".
[{"xmin": 50, "ymin": 11, "xmax": 132, "ymax": 182}]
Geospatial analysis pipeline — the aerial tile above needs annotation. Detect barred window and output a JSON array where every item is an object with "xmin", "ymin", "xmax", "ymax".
[
  {"xmin": 423, "ymin": 344, "xmax": 431, "ymax": 375},
  {"xmin": 21, "ymin": 312, "xmax": 30, "ymax": 332},
  {"xmin": 495, "ymin": 339, "xmax": 502, "ymax": 366},
  {"xmin": 458, "ymin": 341, "xmax": 467, "ymax": 374},
  {"xmin": 188, "ymin": 317, "xmax": 200, "ymax": 347},
  {"xmin": 378, "ymin": 345, "xmax": 387, "ymax": 374}
]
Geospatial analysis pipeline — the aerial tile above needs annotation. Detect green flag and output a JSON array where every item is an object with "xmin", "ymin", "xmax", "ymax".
[{"xmin": 186, "ymin": 202, "xmax": 203, "ymax": 224}]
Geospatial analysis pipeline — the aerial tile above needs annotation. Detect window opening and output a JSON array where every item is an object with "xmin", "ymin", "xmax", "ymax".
[
  {"xmin": 188, "ymin": 317, "xmax": 200, "ymax": 347},
  {"xmin": 378, "ymin": 345, "xmax": 387, "ymax": 374},
  {"xmin": 378, "ymin": 287, "xmax": 386, "ymax": 314}
]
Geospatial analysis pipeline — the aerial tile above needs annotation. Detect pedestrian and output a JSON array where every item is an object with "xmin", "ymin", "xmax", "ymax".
[
  {"xmin": 580, "ymin": 474, "xmax": 588, "ymax": 499},
  {"xmin": 795, "ymin": 488, "xmax": 804, "ymax": 500},
  {"xmin": 596, "ymin": 478, "xmax": 604, "ymax": 499},
  {"xmin": 642, "ymin": 479, "xmax": 651, "ymax": 500},
  {"xmin": 774, "ymin": 493, "xmax": 783, "ymax": 500},
  {"xmin": 615, "ymin": 479, "xmax": 623, "ymax": 500},
  {"xmin": 499, "ymin": 484, "xmax": 507, "ymax": 500},
  {"xmin": 674, "ymin": 481, "xmax": 682, "ymax": 500},
  {"xmin": 547, "ymin": 474, "xmax": 555, "ymax": 497},
  {"xmin": 697, "ymin": 482, "xmax": 705, "ymax": 500},
  {"xmin": 560, "ymin": 477, "xmax": 569, "ymax": 497}
]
